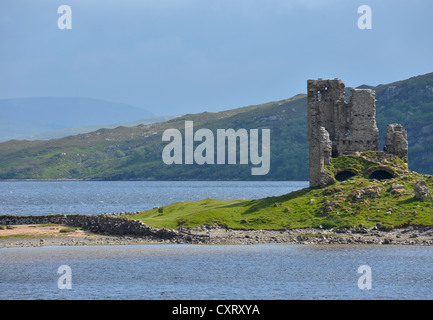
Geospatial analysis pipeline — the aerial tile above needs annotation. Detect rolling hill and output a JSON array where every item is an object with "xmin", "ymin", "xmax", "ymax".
[{"xmin": 0, "ymin": 72, "xmax": 432, "ymax": 180}]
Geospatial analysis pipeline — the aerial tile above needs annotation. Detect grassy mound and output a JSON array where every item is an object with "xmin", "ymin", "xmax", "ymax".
[{"xmin": 129, "ymin": 153, "xmax": 433, "ymax": 230}]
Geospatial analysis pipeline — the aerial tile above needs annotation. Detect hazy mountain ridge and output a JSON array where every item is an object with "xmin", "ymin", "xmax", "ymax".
[{"xmin": 0, "ymin": 97, "xmax": 154, "ymax": 141}]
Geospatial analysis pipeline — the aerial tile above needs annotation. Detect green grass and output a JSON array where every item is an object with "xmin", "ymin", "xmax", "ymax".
[
  {"xmin": 59, "ymin": 227, "xmax": 81, "ymax": 233},
  {"xmin": 29, "ymin": 223, "xmax": 59, "ymax": 228},
  {"xmin": 130, "ymin": 199, "xmax": 250, "ymax": 229},
  {"xmin": 129, "ymin": 154, "xmax": 433, "ymax": 230}
]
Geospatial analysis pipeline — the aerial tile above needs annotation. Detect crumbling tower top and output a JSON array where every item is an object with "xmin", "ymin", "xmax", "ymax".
[
  {"xmin": 307, "ymin": 78, "xmax": 407, "ymax": 187},
  {"xmin": 307, "ymin": 79, "xmax": 379, "ymax": 158}
]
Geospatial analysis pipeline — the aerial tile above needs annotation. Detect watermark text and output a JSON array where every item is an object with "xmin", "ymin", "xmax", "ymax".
[{"xmin": 162, "ymin": 121, "xmax": 270, "ymax": 175}]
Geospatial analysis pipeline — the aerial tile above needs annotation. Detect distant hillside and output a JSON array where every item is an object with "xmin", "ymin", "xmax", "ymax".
[
  {"xmin": 0, "ymin": 97, "xmax": 153, "ymax": 141},
  {"xmin": 0, "ymin": 94, "xmax": 308, "ymax": 180},
  {"xmin": 7, "ymin": 115, "xmax": 179, "ymax": 141},
  {"xmin": 0, "ymin": 72, "xmax": 432, "ymax": 180}
]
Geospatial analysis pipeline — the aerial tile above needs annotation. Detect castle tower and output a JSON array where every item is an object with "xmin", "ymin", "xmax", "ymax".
[{"xmin": 307, "ymin": 79, "xmax": 379, "ymax": 187}]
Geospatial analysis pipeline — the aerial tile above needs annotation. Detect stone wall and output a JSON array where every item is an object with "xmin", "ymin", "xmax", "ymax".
[
  {"xmin": 308, "ymin": 126, "xmax": 334, "ymax": 187},
  {"xmin": 307, "ymin": 78, "xmax": 407, "ymax": 187},
  {"xmin": 307, "ymin": 79, "xmax": 346, "ymax": 187},
  {"xmin": 343, "ymin": 89, "xmax": 379, "ymax": 155},
  {"xmin": 307, "ymin": 79, "xmax": 379, "ymax": 187},
  {"xmin": 0, "ymin": 214, "xmax": 178, "ymax": 240},
  {"xmin": 385, "ymin": 124, "xmax": 408, "ymax": 163}
]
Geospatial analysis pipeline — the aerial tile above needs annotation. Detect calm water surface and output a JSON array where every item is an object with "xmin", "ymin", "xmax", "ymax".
[
  {"xmin": 0, "ymin": 181, "xmax": 308, "ymax": 215},
  {"xmin": 0, "ymin": 244, "xmax": 432, "ymax": 300}
]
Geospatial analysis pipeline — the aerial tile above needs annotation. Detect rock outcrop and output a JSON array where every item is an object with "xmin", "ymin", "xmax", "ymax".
[{"xmin": 414, "ymin": 181, "xmax": 430, "ymax": 200}]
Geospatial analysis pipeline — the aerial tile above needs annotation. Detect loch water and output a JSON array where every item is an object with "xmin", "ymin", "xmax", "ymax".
[
  {"xmin": 0, "ymin": 244, "xmax": 432, "ymax": 300},
  {"xmin": 0, "ymin": 180, "xmax": 308, "ymax": 215},
  {"xmin": 0, "ymin": 181, "xmax": 432, "ymax": 300}
]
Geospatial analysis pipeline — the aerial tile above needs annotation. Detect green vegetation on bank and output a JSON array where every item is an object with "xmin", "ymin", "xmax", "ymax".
[{"xmin": 129, "ymin": 153, "xmax": 433, "ymax": 230}]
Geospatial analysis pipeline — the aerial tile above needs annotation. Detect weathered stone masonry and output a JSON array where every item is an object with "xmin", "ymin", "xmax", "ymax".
[
  {"xmin": 0, "ymin": 214, "xmax": 179, "ymax": 240},
  {"xmin": 385, "ymin": 123, "xmax": 409, "ymax": 163},
  {"xmin": 307, "ymin": 78, "xmax": 408, "ymax": 187}
]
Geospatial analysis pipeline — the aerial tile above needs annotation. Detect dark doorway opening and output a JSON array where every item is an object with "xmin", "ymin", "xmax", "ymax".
[
  {"xmin": 369, "ymin": 170, "xmax": 394, "ymax": 180},
  {"xmin": 335, "ymin": 170, "xmax": 356, "ymax": 181}
]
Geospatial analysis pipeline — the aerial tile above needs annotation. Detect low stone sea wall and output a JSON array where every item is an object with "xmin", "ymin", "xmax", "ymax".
[{"xmin": 0, "ymin": 214, "xmax": 178, "ymax": 240}]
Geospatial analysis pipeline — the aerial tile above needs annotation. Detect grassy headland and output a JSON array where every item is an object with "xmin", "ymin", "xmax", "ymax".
[{"xmin": 129, "ymin": 152, "xmax": 433, "ymax": 230}]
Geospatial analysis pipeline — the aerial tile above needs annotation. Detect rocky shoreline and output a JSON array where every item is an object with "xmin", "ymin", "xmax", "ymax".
[
  {"xmin": 178, "ymin": 225, "xmax": 433, "ymax": 246},
  {"xmin": 1, "ymin": 224, "xmax": 433, "ymax": 248}
]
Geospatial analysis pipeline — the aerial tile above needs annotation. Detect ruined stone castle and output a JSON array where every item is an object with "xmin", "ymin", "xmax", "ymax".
[{"xmin": 307, "ymin": 78, "xmax": 408, "ymax": 187}]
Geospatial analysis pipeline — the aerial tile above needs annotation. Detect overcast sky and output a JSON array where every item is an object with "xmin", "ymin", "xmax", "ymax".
[{"xmin": 1, "ymin": 0, "xmax": 432, "ymax": 115}]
